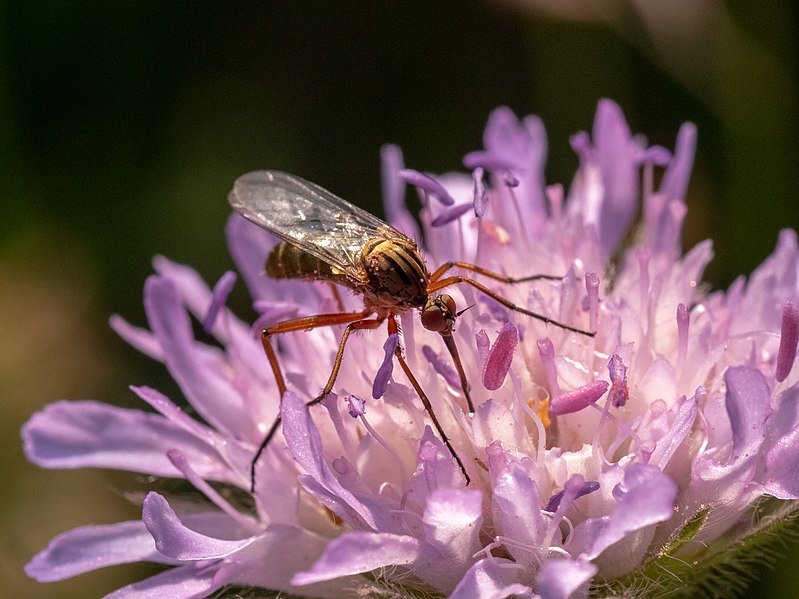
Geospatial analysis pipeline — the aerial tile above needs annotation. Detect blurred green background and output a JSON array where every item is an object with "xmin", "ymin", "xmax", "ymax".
[{"xmin": 2, "ymin": 1, "xmax": 798, "ymax": 597}]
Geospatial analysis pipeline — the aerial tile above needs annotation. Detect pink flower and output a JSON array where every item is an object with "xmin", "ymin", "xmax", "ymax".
[{"xmin": 24, "ymin": 100, "xmax": 799, "ymax": 598}]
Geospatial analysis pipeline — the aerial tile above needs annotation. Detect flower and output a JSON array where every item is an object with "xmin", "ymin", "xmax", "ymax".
[{"xmin": 23, "ymin": 99, "xmax": 799, "ymax": 598}]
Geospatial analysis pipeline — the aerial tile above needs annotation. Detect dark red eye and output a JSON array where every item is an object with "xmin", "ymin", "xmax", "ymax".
[
  {"xmin": 441, "ymin": 294, "xmax": 457, "ymax": 315},
  {"xmin": 421, "ymin": 303, "xmax": 447, "ymax": 332}
]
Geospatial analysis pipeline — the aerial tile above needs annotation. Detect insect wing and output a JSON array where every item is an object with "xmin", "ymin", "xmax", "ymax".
[{"xmin": 229, "ymin": 170, "xmax": 407, "ymax": 275}]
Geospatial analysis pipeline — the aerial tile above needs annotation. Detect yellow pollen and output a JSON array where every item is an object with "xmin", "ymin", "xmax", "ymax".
[{"xmin": 530, "ymin": 397, "xmax": 551, "ymax": 429}]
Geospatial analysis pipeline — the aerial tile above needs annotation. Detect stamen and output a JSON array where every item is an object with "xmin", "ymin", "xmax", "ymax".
[
  {"xmin": 503, "ymin": 172, "xmax": 519, "ymax": 187},
  {"xmin": 776, "ymin": 301, "xmax": 799, "ymax": 382},
  {"xmin": 346, "ymin": 394, "xmax": 366, "ymax": 418},
  {"xmin": 475, "ymin": 329, "xmax": 490, "ymax": 370},
  {"xmin": 431, "ymin": 203, "xmax": 473, "ymax": 227},
  {"xmin": 585, "ymin": 273, "xmax": 600, "ymax": 333},
  {"xmin": 549, "ymin": 380, "xmax": 609, "ymax": 416},
  {"xmin": 202, "ymin": 270, "xmax": 237, "ymax": 333},
  {"xmin": 372, "ymin": 333, "xmax": 399, "ymax": 399},
  {"xmin": 545, "ymin": 480, "xmax": 600, "ymax": 512},
  {"xmin": 398, "ymin": 169, "xmax": 455, "ymax": 206},
  {"xmin": 536, "ymin": 338, "xmax": 561, "ymax": 397},
  {"xmin": 607, "ymin": 354, "xmax": 629, "ymax": 408},
  {"xmin": 635, "ymin": 247, "xmax": 650, "ymax": 327},
  {"xmin": 546, "ymin": 184, "xmax": 563, "ymax": 222},
  {"xmin": 421, "ymin": 345, "xmax": 461, "ymax": 388},
  {"xmin": 483, "ymin": 323, "xmax": 518, "ymax": 390},
  {"xmin": 472, "ymin": 167, "xmax": 487, "ymax": 217},
  {"xmin": 166, "ymin": 449, "xmax": 254, "ymax": 530},
  {"xmin": 677, "ymin": 303, "xmax": 690, "ymax": 372}
]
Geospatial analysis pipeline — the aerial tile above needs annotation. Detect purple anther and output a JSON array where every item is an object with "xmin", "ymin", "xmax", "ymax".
[
  {"xmin": 346, "ymin": 394, "xmax": 366, "ymax": 418},
  {"xmin": 431, "ymin": 203, "xmax": 473, "ymax": 227},
  {"xmin": 608, "ymin": 354, "xmax": 629, "ymax": 408},
  {"xmin": 422, "ymin": 345, "xmax": 460, "ymax": 388},
  {"xmin": 545, "ymin": 479, "xmax": 600, "ymax": 512},
  {"xmin": 482, "ymin": 323, "xmax": 518, "ymax": 391},
  {"xmin": 776, "ymin": 301, "xmax": 799, "ymax": 382},
  {"xmin": 398, "ymin": 169, "xmax": 455, "ymax": 206},
  {"xmin": 203, "ymin": 271, "xmax": 237, "ymax": 333},
  {"xmin": 550, "ymin": 380, "xmax": 609, "ymax": 416},
  {"xmin": 372, "ymin": 333, "xmax": 399, "ymax": 399}
]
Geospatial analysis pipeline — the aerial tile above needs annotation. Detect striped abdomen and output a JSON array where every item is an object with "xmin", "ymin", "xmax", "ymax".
[{"xmin": 266, "ymin": 241, "xmax": 340, "ymax": 282}]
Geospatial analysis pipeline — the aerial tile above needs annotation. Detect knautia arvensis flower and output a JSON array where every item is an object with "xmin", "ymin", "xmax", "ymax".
[{"xmin": 23, "ymin": 100, "xmax": 799, "ymax": 598}]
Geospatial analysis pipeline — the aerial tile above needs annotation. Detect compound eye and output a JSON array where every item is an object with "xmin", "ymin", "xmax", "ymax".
[
  {"xmin": 440, "ymin": 294, "xmax": 457, "ymax": 315},
  {"xmin": 421, "ymin": 303, "xmax": 448, "ymax": 332}
]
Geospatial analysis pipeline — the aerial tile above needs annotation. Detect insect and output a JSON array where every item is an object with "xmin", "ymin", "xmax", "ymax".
[{"xmin": 229, "ymin": 170, "xmax": 595, "ymax": 492}]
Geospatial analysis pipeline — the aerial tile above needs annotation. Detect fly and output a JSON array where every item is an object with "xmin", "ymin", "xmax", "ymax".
[{"xmin": 229, "ymin": 170, "xmax": 595, "ymax": 491}]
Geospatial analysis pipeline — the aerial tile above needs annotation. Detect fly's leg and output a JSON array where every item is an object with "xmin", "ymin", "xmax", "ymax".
[
  {"xmin": 252, "ymin": 309, "xmax": 374, "ymax": 492},
  {"xmin": 429, "ymin": 275, "xmax": 595, "ymax": 337},
  {"xmin": 429, "ymin": 261, "xmax": 563, "ymax": 284},
  {"xmin": 388, "ymin": 315, "xmax": 471, "ymax": 485}
]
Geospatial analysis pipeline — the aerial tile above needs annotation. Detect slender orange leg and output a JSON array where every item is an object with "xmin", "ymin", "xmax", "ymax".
[
  {"xmin": 429, "ymin": 261, "xmax": 563, "ymax": 284},
  {"xmin": 429, "ymin": 275, "xmax": 595, "ymax": 337},
  {"xmin": 330, "ymin": 284, "xmax": 346, "ymax": 312},
  {"xmin": 251, "ymin": 309, "xmax": 376, "ymax": 491},
  {"xmin": 388, "ymin": 315, "xmax": 471, "ymax": 485}
]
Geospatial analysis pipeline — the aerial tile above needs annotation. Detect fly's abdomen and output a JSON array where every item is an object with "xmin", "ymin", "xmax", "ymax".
[{"xmin": 266, "ymin": 241, "xmax": 338, "ymax": 281}]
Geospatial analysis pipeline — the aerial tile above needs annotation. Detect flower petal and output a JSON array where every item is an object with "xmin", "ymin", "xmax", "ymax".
[
  {"xmin": 536, "ymin": 558, "xmax": 597, "ymax": 599},
  {"xmin": 585, "ymin": 464, "xmax": 677, "ymax": 561},
  {"xmin": 104, "ymin": 564, "xmax": 220, "ymax": 599},
  {"xmin": 142, "ymin": 493, "xmax": 255, "ymax": 559},
  {"xmin": 291, "ymin": 531, "xmax": 420, "ymax": 586},
  {"xmin": 22, "ymin": 400, "xmax": 236, "ymax": 482},
  {"xmin": 764, "ymin": 385, "xmax": 799, "ymax": 499},
  {"xmin": 25, "ymin": 521, "xmax": 172, "ymax": 582},
  {"xmin": 449, "ymin": 558, "xmax": 532, "ymax": 599}
]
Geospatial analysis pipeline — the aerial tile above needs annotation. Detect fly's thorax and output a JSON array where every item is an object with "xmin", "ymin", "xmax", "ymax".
[
  {"xmin": 266, "ymin": 241, "xmax": 336, "ymax": 281},
  {"xmin": 360, "ymin": 237, "xmax": 430, "ymax": 309}
]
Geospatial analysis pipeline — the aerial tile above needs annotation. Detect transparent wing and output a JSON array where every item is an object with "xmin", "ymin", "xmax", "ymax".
[{"xmin": 228, "ymin": 170, "xmax": 408, "ymax": 275}]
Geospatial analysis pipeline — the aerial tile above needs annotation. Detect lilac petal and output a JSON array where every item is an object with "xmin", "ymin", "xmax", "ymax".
[
  {"xmin": 475, "ymin": 329, "xmax": 490, "ymax": 369},
  {"xmin": 144, "ymin": 275, "xmax": 249, "ymax": 438},
  {"xmin": 21, "ymin": 400, "xmax": 236, "ymax": 482},
  {"xmin": 422, "ymin": 344, "xmax": 461, "ymax": 388},
  {"xmin": 776, "ymin": 301, "xmax": 799, "ymax": 382},
  {"xmin": 549, "ymin": 380, "xmax": 609, "ymax": 416},
  {"xmin": 105, "ymin": 564, "xmax": 219, "ymax": 599},
  {"xmin": 537, "ymin": 558, "xmax": 597, "ymax": 599},
  {"xmin": 422, "ymin": 489, "xmax": 483, "ymax": 568},
  {"xmin": 291, "ymin": 531, "xmax": 420, "ymax": 586},
  {"xmin": 225, "ymin": 213, "xmax": 274, "ymax": 301},
  {"xmin": 492, "ymin": 464, "xmax": 546, "ymax": 567},
  {"xmin": 202, "ymin": 270, "xmax": 237, "ymax": 333},
  {"xmin": 764, "ymin": 386, "xmax": 799, "ymax": 498},
  {"xmin": 472, "ymin": 167, "xmax": 487, "ymax": 217},
  {"xmin": 659, "ymin": 121, "xmax": 697, "ymax": 204},
  {"xmin": 372, "ymin": 333, "xmax": 398, "ymax": 399},
  {"xmin": 593, "ymin": 99, "xmax": 638, "ymax": 256},
  {"xmin": 637, "ymin": 145, "xmax": 672, "ymax": 165},
  {"xmin": 432, "ymin": 203, "xmax": 473, "ymax": 227},
  {"xmin": 399, "ymin": 168, "xmax": 455, "ymax": 205},
  {"xmin": 482, "ymin": 323, "xmax": 518, "ymax": 390},
  {"xmin": 449, "ymin": 558, "xmax": 532, "ymax": 599},
  {"xmin": 109, "ymin": 314, "xmax": 163, "ymax": 361},
  {"xmin": 585, "ymin": 464, "xmax": 677, "ymax": 560},
  {"xmin": 281, "ymin": 389, "xmax": 378, "ymax": 529},
  {"xmin": 25, "ymin": 520, "xmax": 173, "ymax": 582},
  {"xmin": 725, "ymin": 366, "xmax": 771, "ymax": 460},
  {"xmin": 142, "ymin": 493, "xmax": 255, "ymax": 559},
  {"xmin": 415, "ymin": 488, "xmax": 484, "ymax": 592},
  {"xmin": 648, "ymin": 392, "xmax": 699, "ymax": 470}
]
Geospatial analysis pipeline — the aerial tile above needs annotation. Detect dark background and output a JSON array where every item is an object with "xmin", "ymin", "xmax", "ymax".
[{"xmin": 2, "ymin": 1, "xmax": 798, "ymax": 596}]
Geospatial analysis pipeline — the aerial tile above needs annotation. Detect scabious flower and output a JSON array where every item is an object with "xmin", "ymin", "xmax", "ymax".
[{"xmin": 23, "ymin": 100, "xmax": 799, "ymax": 598}]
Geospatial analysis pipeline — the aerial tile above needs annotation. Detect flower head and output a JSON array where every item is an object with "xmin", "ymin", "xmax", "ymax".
[{"xmin": 24, "ymin": 100, "xmax": 799, "ymax": 598}]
